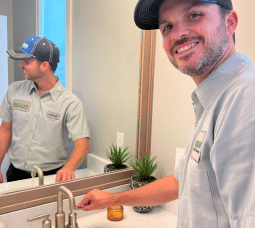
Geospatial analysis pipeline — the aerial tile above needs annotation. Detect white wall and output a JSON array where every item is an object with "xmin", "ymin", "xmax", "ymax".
[
  {"xmin": 150, "ymin": 0, "xmax": 255, "ymax": 216},
  {"xmin": 0, "ymin": 0, "xmax": 14, "ymax": 85},
  {"xmin": 12, "ymin": 0, "xmax": 37, "ymax": 82},
  {"xmin": 0, "ymin": 0, "xmax": 14, "ymax": 183},
  {"xmin": 71, "ymin": 0, "xmax": 141, "ymax": 159}
]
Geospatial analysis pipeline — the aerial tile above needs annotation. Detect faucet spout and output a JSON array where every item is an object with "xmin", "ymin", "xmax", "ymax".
[
  {"xmin": 57, "ymin": 186, "xmax": 76, "ymax": 213},
  {"xmin": 31, "ymin": 165, "xmax": 44, "ymax": 186},
  {"xmin": 56, "ymin": 186, "xmax": 78, "ymax": 228}
]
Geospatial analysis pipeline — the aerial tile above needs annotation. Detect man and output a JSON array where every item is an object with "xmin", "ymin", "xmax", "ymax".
[
  {"xmin": 77, "ymin": 0, "xmax": 255, "ymax": 227},
  {"xmin": 0, "ymin": 36, "xmax": 90, "ymax": 183}
]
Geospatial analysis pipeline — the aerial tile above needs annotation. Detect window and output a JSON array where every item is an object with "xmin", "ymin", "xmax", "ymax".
[{"xmin": 37, "ymin": 0, "xmax": 66, "ymax": 87}]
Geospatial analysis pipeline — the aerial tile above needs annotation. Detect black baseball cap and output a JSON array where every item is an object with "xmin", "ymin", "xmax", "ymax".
[
  {"xmin": 6, "ymin": 36, "xmax": 60, "ymax": 64},
  {"xmin": 134, "ymin": 0, "xmax": 233, "ymax": 30}
]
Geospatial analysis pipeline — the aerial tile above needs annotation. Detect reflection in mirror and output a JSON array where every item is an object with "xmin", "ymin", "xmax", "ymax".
[{"xmin": 0, "ymin": 0, "xmax": 141, "ymax": 194}]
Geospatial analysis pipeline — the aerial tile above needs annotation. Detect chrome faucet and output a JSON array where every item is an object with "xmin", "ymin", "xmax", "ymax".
[
  {"xmin": 55, "ymin": 186, "xmax": 78, "ymax": 228},
  {"xmin": 31, "ymin": 165, "xmax": 44, "ymax": 186}
]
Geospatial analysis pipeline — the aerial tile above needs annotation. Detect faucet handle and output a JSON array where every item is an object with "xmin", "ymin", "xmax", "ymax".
[
  {"xmin": 27, "ymin": 213, "xmax": 51, "ymax": 228},
  {"xmin": 67, "ymin": 211, "xmax": 79, "ymax": 228}
]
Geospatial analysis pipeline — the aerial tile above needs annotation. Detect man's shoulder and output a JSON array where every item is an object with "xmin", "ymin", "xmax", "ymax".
[
  {"xmin": 8, "ymin": 80, "xmax": 33, "ymax": 93},
  {"xmin": 9, "ymin": 80, "xmax": 33, "ymax": 88},
  {"xmin": 220, "ymin": 64, "xmax": 255, "ymax": 104},
  {"xmin": 59, "ymin": 87, "xmax": 82, "ymax": 104},
  {"xmin": 232, "ymin": 64, "xmax": 255, "ymax": 87}
]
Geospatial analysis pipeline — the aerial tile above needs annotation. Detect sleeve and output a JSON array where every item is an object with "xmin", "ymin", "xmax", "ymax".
[
  {"xmin": 65, "ymin": 98, "xmax": 90, "ymax": 141},
  {"xmin": 211, "ymin": 82, "xmax": 255, "ymax": 227},
  {"xmin": 0, "ymin": 84, "xmax": 13, "ymax": 123}
]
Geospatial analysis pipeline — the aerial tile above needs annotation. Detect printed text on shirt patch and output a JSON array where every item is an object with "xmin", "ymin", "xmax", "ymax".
[
  {"xmin": 191, "ymin": 131, "xmax": 206, "ymax": 162},
  {"xmin": 12, "ymin": 99, "xmax": 31, "ymax": 112},
  {"xmin": 46, "ymin": 111, "xmax": 60, "ymax": 120}
]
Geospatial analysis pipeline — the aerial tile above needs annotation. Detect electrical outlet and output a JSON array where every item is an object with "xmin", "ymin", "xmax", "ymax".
[{"xmin": 117, "ymin": 132, "xmax": 124, "ymax": 150}]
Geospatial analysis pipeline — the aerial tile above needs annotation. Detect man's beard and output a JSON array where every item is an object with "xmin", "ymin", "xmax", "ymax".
[{"xmin": 170, "ymin": 22, "xmax": 228, "ymax": 76}]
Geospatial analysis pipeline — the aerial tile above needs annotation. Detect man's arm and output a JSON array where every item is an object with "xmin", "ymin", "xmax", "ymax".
[
  {"xmin": 76, "ymin": 174, "xmax": 179, "ymax": 210},
  {"xmin": 0, "ymin": 121, "xmax": 12, "ymax": 183},
  {"xmin": 55, "ymin": 137, "xmax": 89, "ymax": 182}
]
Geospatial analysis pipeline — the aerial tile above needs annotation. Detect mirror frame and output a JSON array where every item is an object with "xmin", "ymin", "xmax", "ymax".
[{"xmin": 0, "ymin": 27, "xmax": 156, "ymax": 215}]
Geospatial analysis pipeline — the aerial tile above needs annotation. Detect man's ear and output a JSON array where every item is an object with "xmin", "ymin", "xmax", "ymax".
[
  {"xmin": 225, "ymin": 10, "xmax": 238, "ymax": 38},
  {"xmin": 40, "ymin": 61, "xmax": 50, "ymax": 72}
]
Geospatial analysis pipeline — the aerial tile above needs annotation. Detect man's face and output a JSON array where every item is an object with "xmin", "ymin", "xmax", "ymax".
[
  {"xmin": 159, "ymin": 0, "xmax": 229, "ymax": 77},
  {"xmin": 19, "ymin": 59, "xmax": 44, "ymax": 81}
]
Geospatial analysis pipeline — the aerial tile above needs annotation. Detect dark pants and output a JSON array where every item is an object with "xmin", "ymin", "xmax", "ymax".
[{"xmin": 6, "ymin": 163, "xmax": 63, "ymax": 182}]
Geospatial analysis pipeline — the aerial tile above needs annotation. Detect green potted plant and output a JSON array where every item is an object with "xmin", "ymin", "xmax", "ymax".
[
  {"xmin": 104, "ymin": 144, "xmax": 131, "ymax": 173},
  {"xmin": 129, "ymin": 155, "xmax": 157, "ymax": 213}
]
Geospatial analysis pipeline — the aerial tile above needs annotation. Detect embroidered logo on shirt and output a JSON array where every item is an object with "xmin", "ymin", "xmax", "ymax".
[
  {"xmin": 46, "ymin": 111, "xmax": 60, "ymax": 120},
  {"xmin": 191, "ymin": 131, "xmax": 206, "ymax": 162},
  {"xmin": 12, "ymin": 99, "xmax": 31, "ymax": 112}
]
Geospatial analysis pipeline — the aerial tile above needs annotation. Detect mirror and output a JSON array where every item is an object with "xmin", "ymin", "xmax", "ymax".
[
  {"xmin": 0, "ymin": 0, "xmax": 155, "ymax": 198},
  {"xmin": 0, "ymin": 2, "xmax": 156, "ymax": 215}
]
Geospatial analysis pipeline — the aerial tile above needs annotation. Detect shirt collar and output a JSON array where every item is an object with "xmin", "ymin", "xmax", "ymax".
[
  {"xmin": 28, "ymin": 77, "xmax": 64, "ymax": 101},
  {"xmin": 192, "ymin": 53, "xmax": 253, "ymax": 111},
  {"xmin": 47, "ymin": 78, "xmax": 64, "ymax": 101}
]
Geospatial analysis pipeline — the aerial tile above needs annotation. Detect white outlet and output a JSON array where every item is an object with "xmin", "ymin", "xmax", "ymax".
[{"xmin": 117, "ymin": 132, "xmax": 124, "ymax": 150}]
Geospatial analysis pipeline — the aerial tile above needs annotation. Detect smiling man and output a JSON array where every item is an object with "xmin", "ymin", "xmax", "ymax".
[
  {"xmin": 77, "ymin": 0, "xmax": 255, "ymax": 227},
  {"xmin": 0, "ymin": 36, "xmax": 90, "ymax": 183}
]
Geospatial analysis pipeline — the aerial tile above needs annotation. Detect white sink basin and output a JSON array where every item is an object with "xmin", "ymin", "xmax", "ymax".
[{"xmin": 77, "ymin": 206, "xmax": 177, "ymax": 228}]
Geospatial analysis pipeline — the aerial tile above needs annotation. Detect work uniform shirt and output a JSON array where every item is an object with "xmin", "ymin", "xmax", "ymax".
[
  {"xmin": 175, "ymin": 53, "xmax": 255, "ymax": 227},
  {"xmin": 0, "ymin": 79, "xmax": 90, "ymax": 171}
]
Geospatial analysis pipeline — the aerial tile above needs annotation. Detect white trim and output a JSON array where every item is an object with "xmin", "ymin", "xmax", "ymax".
[
  {"xmin": 35, "ymin": 0, "xmax": 42, "ymax": 36},
  {"xmin": 65, "ymin": 0, "xmax": 73, "ymax": 92}
]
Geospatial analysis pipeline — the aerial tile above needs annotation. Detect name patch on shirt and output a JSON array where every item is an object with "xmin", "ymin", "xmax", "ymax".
[
  {"xmin": 12, "ymin": 99, "xmax": 31, "ymax": 112},
  {"xmin": 191, "ymin": 131, "xmax": 206, "ymax": 162},
  {"xmin": 46, "ymin": 111, "xmax": 60, "ymax": 120}
]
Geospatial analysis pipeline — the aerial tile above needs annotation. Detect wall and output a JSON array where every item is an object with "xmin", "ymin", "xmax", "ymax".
[
  {"xmin": 71, "ymin": 0, "xmax": 141, "ymax": 159},
  {"xmin": 12, "ymin": 0, "xmax": 37, "ymax": 82},
  {"xmin": 150, "ymin": 0, "xmax": 255, "ymax": 216},
  {"xmin": 0, "ymin": 0, "xmax": 14, "ymax": 85}
]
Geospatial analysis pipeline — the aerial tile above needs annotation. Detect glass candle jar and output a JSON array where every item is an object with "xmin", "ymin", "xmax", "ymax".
[{"xmin": 107, "ymin": 206, "xmax": 124, "ymax": 221}]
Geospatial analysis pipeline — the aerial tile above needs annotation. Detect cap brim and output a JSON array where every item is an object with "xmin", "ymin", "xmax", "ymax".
[{"xmin": 6, "ymin": 50, "xmax": 35, "ymax": 60}]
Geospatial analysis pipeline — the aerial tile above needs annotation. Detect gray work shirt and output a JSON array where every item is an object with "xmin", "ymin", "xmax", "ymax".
[
  {"xmin": 175, "ymin": 53, "xmax": 255, "ymax": 227},
  {"xmin": 0, "ymin": 79, "xmax": 90, "ymax": 171}
]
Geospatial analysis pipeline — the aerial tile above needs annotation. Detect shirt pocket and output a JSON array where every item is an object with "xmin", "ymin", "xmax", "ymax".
[
  {"xmin": 34, "ymin": 114, "xmax": 62, "ymax": 145},
  {"xmin": 12, "ymin": 110, "xmax": 31, "ymax": 134},
  {"xmin": 178, "ymin": 160, "xmax": 217, "ymax": 228}
]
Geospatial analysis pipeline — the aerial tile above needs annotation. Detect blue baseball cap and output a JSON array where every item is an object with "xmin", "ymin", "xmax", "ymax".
[
  {"xmin": 6, "ymin": 36, "xmax": 60, "ymax": 64},
  {"xmin": 134, "ymin": 0, "xmax": 233, "ymax": 30}
]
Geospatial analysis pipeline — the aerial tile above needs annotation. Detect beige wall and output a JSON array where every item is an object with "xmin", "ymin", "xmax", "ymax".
[
  {"xmin": 71, "ymin": 0, "xmax": 141, "ymax": 159},
  {"xmin": 150, "ymin": 0, "xmax": 255, "ymax": 215}
]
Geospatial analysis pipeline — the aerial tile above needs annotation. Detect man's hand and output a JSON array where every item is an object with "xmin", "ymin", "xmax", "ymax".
[
  {"xmin": 55, "ymin": 167, "xmax": 75, "ymax": 182},
  {"xmin": 0, "ymin": 172, "xmax": 3, "ymax": 183},
  {"xmin": 76, "ymin": 189, "xmax": 114, "ymax": 211}
]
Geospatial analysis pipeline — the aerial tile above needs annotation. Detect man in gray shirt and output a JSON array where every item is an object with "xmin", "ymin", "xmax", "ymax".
[
  {"xmin": 0, "ymin": 36, "xmax": 90, "ymax": 183},
  {"xmin": 77, "ymin": 0, "xmax": 255, "ymax": 227}
]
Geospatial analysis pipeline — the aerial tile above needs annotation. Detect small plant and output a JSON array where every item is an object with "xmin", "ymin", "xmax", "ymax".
[
  {"xmin": 129, "ymin": 155, "xmax": 157, "ymax": 183},
  {"xmin": 105, "ymin": 144, "xmax": 130, "ymax": 170}
]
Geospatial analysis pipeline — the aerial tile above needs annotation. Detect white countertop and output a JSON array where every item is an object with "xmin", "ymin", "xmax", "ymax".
[{"xmin": 77, "ymin": 206, "xmax": 177, "ymax": 228}]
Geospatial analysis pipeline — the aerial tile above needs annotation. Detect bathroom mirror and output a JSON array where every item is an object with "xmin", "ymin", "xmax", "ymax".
[
  {"xmin": 0, "ymin": 0, "xmax": 156, "ymax": 214},
  {"xmin": 0, "ymin": 0, "xmax": 151, "ymax": 194}
]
